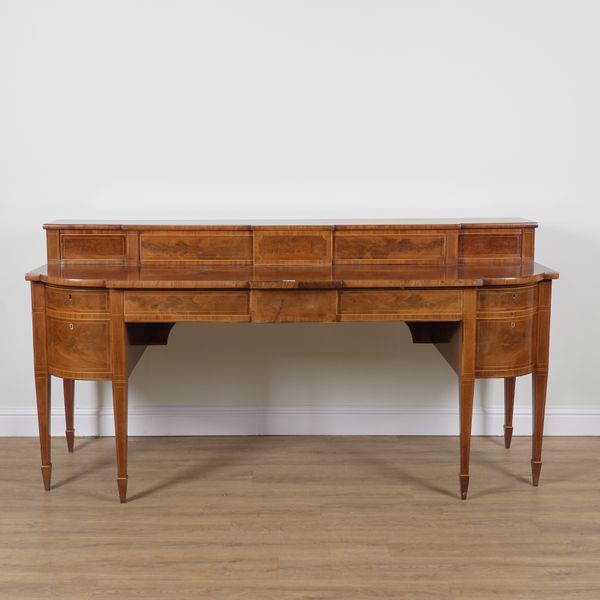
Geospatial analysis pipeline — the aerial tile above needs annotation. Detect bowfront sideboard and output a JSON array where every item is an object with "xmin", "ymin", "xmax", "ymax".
[{"xmin": 26, "ymin": 219, "xmax": 558, "ymax": 502}]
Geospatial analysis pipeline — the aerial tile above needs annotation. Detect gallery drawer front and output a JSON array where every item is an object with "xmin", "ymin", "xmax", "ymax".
[
  {"xmin": 459, "ymin": 229, "xmax": 522, "ymax": 263},
  {"xmin": 475, "ymin": 316, "xmax": 535, "ymax": 377},
  {"xmin": 139, "ymin": 232, "xmax": 253, "ymax": 264},
  {"xmin": 46, "ymin": 316, "xmax": 111, "ymax": 378},
  {"xmin": 334, "ymin": 231, "xmax": 446, "ymax": 264},
  {"xmin": 124, "ymin": 291, "xmax": 250, "ymax": 321},
  {"xmin": 477, "ymin": 285, "xmax": 537, "ymax": 315},
  {"xmin": 251, "ymin": 290, "xmax": 337, "ymax": 322},
  {"xmin": 338, "ymin": 290, "xmax": 463, "ymax": 321},
  {"xmin": 60, "ymin": 232, "xmax": 127, "ymax": 262},
  {"xmin": 46, "ymin": 286, "xmax": 109, "ymax": 315},
  {"xmin": 253, "ymin": 230, "xmax": 333, "ymax": 265}
]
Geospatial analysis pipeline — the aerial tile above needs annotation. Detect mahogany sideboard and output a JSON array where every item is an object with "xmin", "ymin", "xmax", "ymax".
[{"xmin": 25, "ymin": 219, "xmax": 558, "ymax": 502}]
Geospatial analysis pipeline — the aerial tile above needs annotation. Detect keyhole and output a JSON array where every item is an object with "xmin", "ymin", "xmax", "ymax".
[
  {"xmin": 68, "ymin": 323, "xmax": 74, "ymax": 330},
  {"xmin": 512, "ymin": 293, "xmax": 517, "ymax": 301},
  {"xmin": 510, "ymin": 321, "xmax": 516, "ymax": 328}
]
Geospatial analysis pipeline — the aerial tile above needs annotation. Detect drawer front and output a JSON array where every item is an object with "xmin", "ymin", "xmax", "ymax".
[
  {"xmin": 251, "ymin": 290, "xmax": 337, "ymax": 323},
  {"xmin": 140, "ymin": 232, "xmax": 252, "ymax": 264},
  {"xmin": 60, "ymin": 232, "xmax": 127, "ymax": 262},
  {"xmin": 338, "ymin": 290, "xmax": 463, "ymax": 321},
  {"xmin": 47, "ymin": 316, "xmax": 111, "ymax": 378},
  {"xmin": 476, "ymin": 316, "xmax": 534, "ymax": 377},
  {"xmin": 459, "ymin": 229, "xmax": 522, "ymax": 263},
  {"xmin": 254, "ymin": 231, "xmax": 333, "ymax": 265},
  {"xmin": 477, "ymin": 285, "xmax": 537, "ymax": 314},
  {"xmin": 46, "ymin": 286, "xmax": 109, "ymax": 315},
  {"xmin": 124, "ymin": 291, "xmax": 250, "ymax": 322},
  {"xmin": 335, "ymin": 232, "xmax": 446, "ymax": 264}
]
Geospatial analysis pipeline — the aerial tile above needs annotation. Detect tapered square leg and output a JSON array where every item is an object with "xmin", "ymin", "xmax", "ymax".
[
  {"xmin": 531, "ymin": 371, "xmax": 548, "ymax": 486},
  {"xmin": 459, "ymin": 377, "xmax": 475, "ymax": 500},
  {"xmin": 504, "ymin": 377, "xmax": 516, "ymax": 449},
  {"xmin": 531, "ymin": 280, "xmax": 552, "ymax": 487},
  {"xmin": 31, "ymin": 282, "xmax": 52, "ymax": 492},
  {"xmin": 35, "ymin": 375, "xmax": 52, "ymax": 490},
  {"xmin": 113, "ymin": 380, "xmax": 128, "ymax": 503},
  {"xmin": 63, "ymin": 379, "xmax": 75, "ymax": 452}
]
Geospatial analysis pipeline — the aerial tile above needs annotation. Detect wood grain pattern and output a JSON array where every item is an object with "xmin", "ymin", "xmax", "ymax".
[
  {"xmin": 458, "ymin": 288, "xmax": 477, "ymax": 500},
  {"xmin": 477, "ymin": 285, "xmax": 537, "ymax": 314},
  {"xmin": 522, "ymin": 227, "xmax": 535, "ymax": 262},
  {"xmin": 26, "ymin": 262, "xmax": 559, "ymax": 289},
  {"xmin": 31, "ymin": 282, "xmax": 52, "ymax": 491},
  {"xmin": 504, "ymin": 376, "xmax": 516, "ymax": 449},
  {"xmin": 46, "ymin": 286, "xmax": 109, "ymax": 314},
  {"xmin": 46, "ymin": 229, "xmax": 60, "ymax": 262},
  {"xmin": 251, "ymin": 290, "xmax": 337, "ymax": 323},
  {"xmin": 140, "ymin": 232, "xmax": 252, "ymax": 264},
  {"xmin": 46, "ymin": 317, "xmax": 111, "ymax": 379},
  {"xmin": 459, "ymin": 229, "xmax": 522, "ymax": 263},
  {"xmin": 475, "ymin": 316, "xmax": 535, "ymax": 378},
  {"xmin": 124, "ymin": 291, "xmax": 250, "ymax": 322},
  {"xmin": 63, "ymin": 379, "xmax": 75, "ymax": 452},
  {"xmin": 339, "ymin": 289, "xmax": 463, "ymax": 321},
  {"xmin": 254, "ymin": 230, "xmax": 332, "ymax": 265},
  {"xmin": 110, "ymin": 289, "xmax": 128, "ymax": 503},
  {"xmin": 60, "ymin": 232, "xmax": 127, "ymax": 263},
  {"xmin": 532, "ymin": 280, "xmax": 552, "ymax": 487},
  {"xmin": 334, "ymin": 231, "xmax": 446, "ymax": 264},
  {"xmin": 3, "ymin": 436, "xmax": 600, "ymax": 599}
]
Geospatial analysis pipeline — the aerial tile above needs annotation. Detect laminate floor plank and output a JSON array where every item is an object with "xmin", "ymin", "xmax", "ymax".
[{"xmin": 0, "ymin": 436, "xmax": 599, "ymax": 599}]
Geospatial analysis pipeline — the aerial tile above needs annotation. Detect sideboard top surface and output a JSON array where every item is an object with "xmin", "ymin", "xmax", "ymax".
[
  {"xmin": 44, "ymin": 218, "xmax": 538, "ymax": 230},
  {"xmin": 26, "ymin": 262, "xmax": 559, "ymax": 289}
]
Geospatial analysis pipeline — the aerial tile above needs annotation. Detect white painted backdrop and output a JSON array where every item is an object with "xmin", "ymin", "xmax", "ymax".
[{"xmin": 1, "ymin": 1, "xmax": 599, "ymax": 436}]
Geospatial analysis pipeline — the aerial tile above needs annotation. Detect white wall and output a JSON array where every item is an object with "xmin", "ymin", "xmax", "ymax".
[{"xmin": 1, "ymin": 0, "xmax": 599, "ymax": 436}]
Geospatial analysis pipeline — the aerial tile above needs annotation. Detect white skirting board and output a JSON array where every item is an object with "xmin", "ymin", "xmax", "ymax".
[{"xmin": 1, "ymin": 406, "xmax": 599, "ymax": 436}]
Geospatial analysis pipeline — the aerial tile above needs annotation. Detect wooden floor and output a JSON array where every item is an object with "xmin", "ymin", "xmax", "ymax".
[{"xmin": 1, "ymin": 436, "xmax": 600, "ymax": 599}]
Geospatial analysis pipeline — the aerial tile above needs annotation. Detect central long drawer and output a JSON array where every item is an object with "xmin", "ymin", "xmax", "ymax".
[{"xmin": 123, "ymin": 289, "xmax": 465, "ymax": 322}]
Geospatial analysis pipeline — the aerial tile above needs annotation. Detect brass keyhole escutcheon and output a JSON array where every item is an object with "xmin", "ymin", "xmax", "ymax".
[
  {"xmin": 512, "ymin": 293, "xmax": 517, "ymax": 301},
  {"xmin": 67, "ymin": 293, "xmax": 73, "ymax": 302},
  {"xmin": 68, "ymin": 323, "xmax": 75, "ymax": 330},
  {"xmin": 510, "ymin": 321, "xmax": 516, "ymax": 328}
]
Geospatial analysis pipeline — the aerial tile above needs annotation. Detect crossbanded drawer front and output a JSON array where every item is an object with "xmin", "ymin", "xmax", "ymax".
[
  {"xmin": 339, "ymin": 290, "xmax": 463, "ymax": 321},
  {"xmin": 459, "ymin": 229, "xmax": 522, "ymax": 263},
  {"xmin": 335, "ymin": 232, "xmax": 447, "ymax": 264},
  {"xmin": 476, "ymin": 316, "xmax": 535, "ymax": 377},
  {"xmin": 477, "ymin": 285, "xmax": 537, "ymax": 315},
  {"xmin": 46, "ymin": 286, "xmax": 109, "ymax": 315},
  {"xmin": 46, "ymin": 316, "xmax": 111, "ymax": 378},
  {"xmin": 254, "ymin": 231, "xmax": 333, "ymax": 265},
  {"xmin": 60, "ymin": 232, "xmax": 127, "ymax": 262},
  {"xmin": 124, "ymin": 291, "xmax": 250, "ymax": 321},
  {"xmin": 139, "ymin": 232, "xmax": 252, "ymax": 264},
  {"xmin": 251, "ymin": 290, "xmax": 337, "ymax": 323}
]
